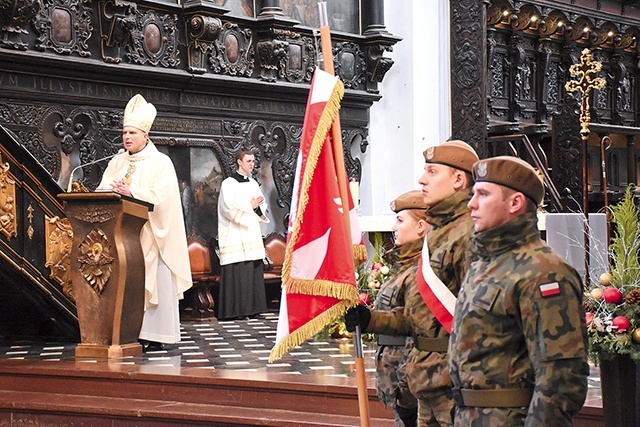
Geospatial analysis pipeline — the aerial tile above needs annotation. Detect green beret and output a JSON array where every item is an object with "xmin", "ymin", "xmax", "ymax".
[
  {"xmin": 423, "ymin": 140, "xmax": 479, "ymax": 174},
  {"xmin": 472, "ymin": 156, "xmax": 544, "ymax": 204},
  {"xmin": 390, "ymin": 190, "xmax": 426, "ymax": 213}
]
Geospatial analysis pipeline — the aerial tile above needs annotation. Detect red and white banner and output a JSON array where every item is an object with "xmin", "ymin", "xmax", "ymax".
[
  {"xmin": 269, "ymin": 69, "xmax": 358, "ymax": 362},
  {"xmin": 416, "ymin": 236, "xmax": 457, "ymax": 334}
]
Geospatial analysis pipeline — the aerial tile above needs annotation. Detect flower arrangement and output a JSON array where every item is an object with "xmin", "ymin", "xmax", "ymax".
[
  {"xmin": 355, "ymin": 232, "xmax": 392, "ymax": 308},
  {"xmin": 325, "ymin": 232, "xmax": 392, "ymax": 339},
  {"xmin": 584, "ymin": 185, "xmax": 640, "ymax": 363}
]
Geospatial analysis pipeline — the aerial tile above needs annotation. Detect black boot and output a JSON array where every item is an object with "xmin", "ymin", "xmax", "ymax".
[{"xmin": 395, "ymin": 405, "xmax": 417, "ymax": 427}]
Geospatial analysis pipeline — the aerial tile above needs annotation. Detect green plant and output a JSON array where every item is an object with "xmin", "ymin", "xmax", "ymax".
[{"xmin": 584, "ymin": 185, "xmax": 640, "ymax": 363}]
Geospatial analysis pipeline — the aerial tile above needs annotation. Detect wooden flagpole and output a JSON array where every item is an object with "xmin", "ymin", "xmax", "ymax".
[{"xmin": 317, "ymin": 2, "xmax": 371, "ymax": 426}]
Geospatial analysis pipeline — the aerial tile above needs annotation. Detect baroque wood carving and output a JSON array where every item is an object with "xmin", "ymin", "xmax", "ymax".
[
  {"xmin": 186, "ymin": 15, "xmax": 222, "ymax": 74},
  {"xmin": 450, "ymin": 0, "xmax": 488, "ymax": 156},
  {"xmin": 333, "ymin": 41, "xmax": 366, "ymax": 90},
  {"xmin": 0, "ymin": 157, "xmax": 17, "ymax": 240},
  {"xmin": 45, "ymin": 215, "xmax": 74, "ymax": 300},
  {"xmin": 0, "ymin": 0, "xmax": 41, "ymax": 49},
  {"xmin": 210, "ymin": 21, "xmax": 254, "ymax": 76},
  {"xmin": 33, "ymin": 0, "xmax": 93, "ymax": 56},
  {"xmin": 98, "ymin": 0, "xmax": 180, "ymax": 67},
  {"xmin": 77, "ymin": 228, "xmax": 113, "ymax": 294}
]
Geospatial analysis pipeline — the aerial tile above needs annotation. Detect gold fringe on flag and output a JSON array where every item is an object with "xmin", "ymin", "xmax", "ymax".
[
  {"xmin": 281, "ymin": 77, "xmax": 351, "ymax": 299},
  {"xmin": 353, "ymin": 243, "xmax": 368, "ymax": 266},
  {"xmin": 268, "ymin": 298, "xmax": 355, "ymax": 362}
]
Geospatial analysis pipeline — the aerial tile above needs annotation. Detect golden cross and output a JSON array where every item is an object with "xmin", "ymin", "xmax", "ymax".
[{"xmin": 565, "ymin": 48, "xmax": 606, "ymax": 140}]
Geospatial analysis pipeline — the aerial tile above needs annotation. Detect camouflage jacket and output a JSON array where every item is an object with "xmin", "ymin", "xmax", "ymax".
[
  {"xmin": 367, "ymin": 189, "xmax": 474, "ymax": 398},
  {"xmin": 448, "ymin": 212, "xmax": 589, "ymax": 426},
  {"xmin": 374, "ymin": 239, "xmax": 421, "ymax": 408}
]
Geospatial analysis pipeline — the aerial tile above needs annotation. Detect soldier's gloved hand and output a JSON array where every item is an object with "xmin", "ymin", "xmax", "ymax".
[{"xmin": 344, "ymin": 304, "xmax": 371, "ymax": 332}]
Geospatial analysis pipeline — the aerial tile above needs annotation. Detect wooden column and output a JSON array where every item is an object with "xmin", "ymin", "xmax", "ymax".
[
  {"xmin": 362, "ymin": 0, "xmax": 387, "ymax": 35},
  {"xmin": 258, "ymin": 0, "xmax": 283, "ymax": 17}
]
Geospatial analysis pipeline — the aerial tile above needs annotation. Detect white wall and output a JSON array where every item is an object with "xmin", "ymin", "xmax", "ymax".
[{"xmin": 357, "ymin": 0, "xmax": 451, "ymax": 216}]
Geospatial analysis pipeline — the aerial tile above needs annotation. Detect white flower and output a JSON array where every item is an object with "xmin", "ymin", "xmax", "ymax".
[{"xmin": 380, "ymin": 265, "xmax": 390, "ymax": 275}]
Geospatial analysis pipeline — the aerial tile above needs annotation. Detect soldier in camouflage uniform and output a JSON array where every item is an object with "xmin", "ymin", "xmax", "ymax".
[
  {"xmin": 448, "ymin": 156, "xmax": 589, "ymax": 426},
  {"xmin": 346, "ymin": 140, "xmax": 479, "ymax": 426},
  {"xmin": 374, "ymin": 190, "xmax": 427, "ymax": 426}
]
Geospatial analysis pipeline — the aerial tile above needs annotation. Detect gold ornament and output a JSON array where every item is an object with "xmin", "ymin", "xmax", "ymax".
[
  {"xmin": 599, "ymin": 272, "xmax": 613, "ymax": 287},
  {"xmin": 590, "ymin": 288, "xmax": 604, "ymax": 300},
  {"xmin": 632, "ymin": 328, "xmax": 640, "ymax": 344}
]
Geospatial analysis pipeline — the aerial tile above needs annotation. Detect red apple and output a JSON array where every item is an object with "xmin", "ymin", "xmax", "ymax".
[
  {"xmin": 585, "ymin": 312, "xmax": 594, "ymax": 326},
  {"xmin": 603, "ymin": 288, "xmax": 623, "ymax": 305},
  {"xmin": 612, "ymin": 315, "xmax": 631, "ymax": 333},
  {"xmin": 372, "ymin": 262, "xmax": 383, "ymax": 271},
  {"xmin": 358, "ymin": 292, "xmax": 371, "ymax": 305}
]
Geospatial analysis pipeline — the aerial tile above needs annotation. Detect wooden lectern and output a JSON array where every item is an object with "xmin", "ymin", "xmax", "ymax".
[{"xmin": 58, "ymin": 192, "xmax": 153, "ymax": 358}]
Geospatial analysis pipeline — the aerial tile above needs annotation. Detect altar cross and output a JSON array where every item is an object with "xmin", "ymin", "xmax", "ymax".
[
  {"xmin": 565, "ymin": 48, "xmax": 606, "ymax": 141},
  {"xmin": 564, "ymin": 48, "xmax": 606, "ymax": 287}
]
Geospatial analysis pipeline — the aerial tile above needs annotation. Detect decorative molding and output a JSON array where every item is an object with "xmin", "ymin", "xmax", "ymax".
[
  {"xmin": 77, "ymin": 228, "xmax": 113, "ymax": 294},
  {"xmin": 98, "ymin": 0, "xmax": 180, "ymax": 67},
  {"xmin": 0, "ymin": 0, "xmax": 41, "ymax": 49},
  {"xmin": 187, "ymin": 15, "xmax": 222, "ymax": 74},
  {"xmin": 33, "ymin": 0, "xmax": 92, "ymax": 56},
  {"xmin": 210, "ymin": 21, "xmax": 254, "ymax": 76},
  {"xmin": 365, "ymin": 44, "xmax": 394, "ymax": 93},
  {"xmin": 450, "ymin": 0, "xmax": 488, "ymax": 156},
  {"xmin": 257, "ymin": 39, "xmax": 288, "ymax": 82},
  {"xmin": 27, "ymin": 204, "xmax": 34, "ymax": 240},
  {"xmin": 0, "ymin": 158, "xmax": 17, "ymax": 240},
  {"xmin": 333, "ymin": 41, "xmax": 366, "ymax": 90},
  {"xmin": 74, "ymin": 207, "xmax": 115, "ymax": 223},
  {"xmin": 45, "ymin": 215, "xmax": 74, "ymax": 300}
]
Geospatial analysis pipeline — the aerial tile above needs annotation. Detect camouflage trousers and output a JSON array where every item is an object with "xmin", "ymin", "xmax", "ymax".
[
  {"xmin": 417, "ymin": 389, "xmax": 454, "ymax": 427},
  {"xmin": 454, "ymin": 406, "xmax": 527, "ymax": 426}
]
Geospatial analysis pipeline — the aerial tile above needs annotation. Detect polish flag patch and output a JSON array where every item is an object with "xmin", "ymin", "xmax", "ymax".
[{"xmin": 540, "ymin": 282, "xmax": 561, "ymax": 297}]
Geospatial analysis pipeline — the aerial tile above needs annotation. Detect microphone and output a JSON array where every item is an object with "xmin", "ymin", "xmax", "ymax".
[{"xmin": 67, "ymin": 149, "xmax": 125, "ymax": 192}]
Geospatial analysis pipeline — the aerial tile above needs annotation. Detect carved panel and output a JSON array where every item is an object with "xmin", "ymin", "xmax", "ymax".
[
  {"xmin": 45, "ymin": 215, "xmax": 74, "ymax": 300},
  {"xmin": 450, "ymin": 0, "xmax": 487, "ymax": 156},
  {"xmin": 210, "ymin": 22, "xmax": 254, "ymax": 76},
  {"xmin": 342, "ymin": 128, "xmax": 366, "ymax": 182},
  {"xmin": 251, "ymin": 120, "xmax": 285, "ymax": 161},
  {"xmin": 276, "ymin": 30, "xmax": 314, "ymax": 84},
  {"xmin": 333, "ymin": 41, "xmax": 366, "ymax": 90},
  {"xmin": 33, "ymin": 0, "xmax": 92, "ymax": 56},
  {"xmin": 98, "ymin": 0, "xmax": 179, "ymax": 67},
  {"xmin": 272, "ymin": 133, "xmax": 298, "ymax": 210},
  {"xmin": 186, "ymin": 15, "xmax": 222, "ymax": 74},
  {"xmin": 0, "ymin": 0, "xmax": 41, "ymax": 49},
  {"xmin": 74, "ymin": 207, "xmax": 115, "ymax": 223},
  {"xmin": 0, "ymin": 158, "xmax": 17, "ymax": 240},
  {"xmin": 129, "ymin": 10, "xmax": 179, "ymax": 67},
  {"xmin": 365, "ymin": 44, "xmax": 394, "ymax": 93},
  {"xmin": 552, "ymin": 93, "xmax": 583, "ymax": 211},
  {"xmin": 77, "ymin": 228, "xmax": 113, "ymax": 294},
  {"xmin": 257, "ymin": 39, "xmax": 288, "ymax": 82},
  {"xmin": 98, "ymin": 0, "xmax": 136, "ymax": 64}
]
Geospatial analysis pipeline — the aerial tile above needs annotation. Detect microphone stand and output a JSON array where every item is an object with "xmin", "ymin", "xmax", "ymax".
[{"xmin": 67, "ymin": 149, "xmax": 124, "ymax": 192}]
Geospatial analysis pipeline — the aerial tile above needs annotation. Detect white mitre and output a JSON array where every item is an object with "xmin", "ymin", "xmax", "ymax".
[{"xmin": 123, "ymin": 94, "xmax": 157, "ymax": 133}]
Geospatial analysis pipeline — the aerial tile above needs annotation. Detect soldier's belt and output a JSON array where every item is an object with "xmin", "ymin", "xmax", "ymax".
[
  {"xmin": 451, "ymin": 387, "xmax": 533, "ymax": 408},
  {"xmin": 377, "ymin": 334, "xmax": 407, "ymax": 346},
  {"xmin": 414, "ymin": 336, "xmax": 448, "ymax": 352}
]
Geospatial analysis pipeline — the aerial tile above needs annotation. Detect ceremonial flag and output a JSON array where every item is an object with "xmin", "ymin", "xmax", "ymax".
[{"xmin": 269, "ymin": 68, "xmax": 358, "ymax": 362}]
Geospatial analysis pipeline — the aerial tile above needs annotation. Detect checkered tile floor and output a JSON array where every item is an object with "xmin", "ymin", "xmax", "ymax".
[
  {"xmin": 0, "ymin": 311, "xmax": 602, "ymax": 407},
  {"xmin": 0, "ymin": 312, "xmax": 378, "ymax": 378}
]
